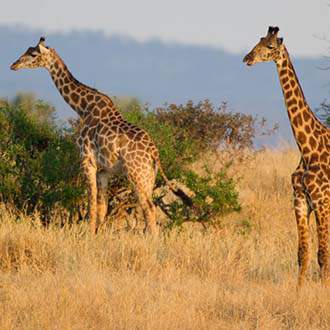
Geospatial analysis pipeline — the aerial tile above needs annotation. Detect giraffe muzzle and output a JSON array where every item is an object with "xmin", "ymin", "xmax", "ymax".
[
  {"xmin": 243, "ymin": 54, "xmax": 254, "ymax": 66},
  {"xmin": 10, "ymin": 61, "xmax": 20, "ymax": 71}
]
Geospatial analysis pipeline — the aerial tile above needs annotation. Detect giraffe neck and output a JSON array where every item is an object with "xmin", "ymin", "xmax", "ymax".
[
  {"xmin": 46, "ymin": 50, "xmax": 122, "ymax": 120},
  {"xmin": 275, "ymin": 46, "xmax": 326, "ymax": 158}
]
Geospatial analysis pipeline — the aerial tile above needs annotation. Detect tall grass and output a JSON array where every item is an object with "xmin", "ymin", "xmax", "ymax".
[{"xmin": 0, "ymin": 148, "xmax": 329, "ymax": 329}]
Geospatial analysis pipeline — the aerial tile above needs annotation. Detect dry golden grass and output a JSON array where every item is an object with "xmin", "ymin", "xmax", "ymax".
[{"xmin": 1, "ymin": 148, "xmax": 330, "ymax": 329}]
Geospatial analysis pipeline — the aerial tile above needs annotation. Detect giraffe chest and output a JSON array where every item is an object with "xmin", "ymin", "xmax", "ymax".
[{"xmin": 77, "ymin": 123, "xmax": 120, "ymax": 169}]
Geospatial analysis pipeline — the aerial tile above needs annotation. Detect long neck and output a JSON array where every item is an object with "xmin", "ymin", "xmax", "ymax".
[
  {"xmin": 275, "ymin": 46, "xmax": 327, "ymax": 159},
  {"xmin": 46, "ymin": 50, "xmax": 121, "ymax": 120}
]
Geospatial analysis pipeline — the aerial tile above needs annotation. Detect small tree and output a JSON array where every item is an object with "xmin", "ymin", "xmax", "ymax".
[{"xmin": 0, "ymin": 95, "xmax": 84, "ymax": 222}]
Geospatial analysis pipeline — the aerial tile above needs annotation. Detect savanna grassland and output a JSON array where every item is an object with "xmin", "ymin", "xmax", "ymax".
[{"xmin": 1, "ymin": 147, "xmax": 329, "ymax": 330}]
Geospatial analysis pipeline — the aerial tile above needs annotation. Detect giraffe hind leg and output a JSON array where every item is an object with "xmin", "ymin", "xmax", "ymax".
[
  {"xmin": 137, "ymin": 190, "xmax": 158, "ymax": 235},
  {"xmin": 133, "ymin": 172, "xmax": 158, "ymax": 235}
]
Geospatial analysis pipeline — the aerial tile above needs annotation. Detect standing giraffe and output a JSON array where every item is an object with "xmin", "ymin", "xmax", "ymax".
[
  {"xmin": 243, "ymin": 26, "xmax": 330, "ymax": 286},
  {"xmin": 11, "ymin": 37, "xmax": 193, "ymax": 235}
]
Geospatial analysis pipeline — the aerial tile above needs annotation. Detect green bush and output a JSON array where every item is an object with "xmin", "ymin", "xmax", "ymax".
[
  {"xmin": 0, "ymin": 95, "xmax": 84, "ymax": 221},
  {"xmin": 118, "ymin": 100, "xmax": 247, "ymax": 225},
  {"xmin": 0, "ymin": 95, "xmax": 258, "ymax": 227}
]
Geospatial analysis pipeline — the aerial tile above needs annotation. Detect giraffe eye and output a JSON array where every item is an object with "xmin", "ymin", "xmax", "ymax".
[{"xmin": 267, "ymin": 45, "xmax": 274, "ymax": 50}]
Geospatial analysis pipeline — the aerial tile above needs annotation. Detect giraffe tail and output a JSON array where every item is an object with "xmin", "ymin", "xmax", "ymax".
[{"xmin": 155, "ymin": 157, "xmax": 194, "ymax": 207}]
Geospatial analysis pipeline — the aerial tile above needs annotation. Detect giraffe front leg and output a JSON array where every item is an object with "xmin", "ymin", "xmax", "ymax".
[
  {"xmin": 292, "ymin": 167, "xmax": 311, "ymax": 287},
  {"xmin": 96, "ymin": 170, "xmax": 110, "ymax": 231},
  {"xmin": 83, "ymin": 161, "xmax": 98, "ymax": 234},
  {"xmin": 314, "ymin": 198, "xmax": 330, "ymax": 285}
]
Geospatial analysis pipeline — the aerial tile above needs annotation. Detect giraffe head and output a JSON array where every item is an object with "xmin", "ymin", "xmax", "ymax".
[
  {"xmin": 10, "ymin": 37, "xmax": 52, "ymax": 71},
  {"xmin": 243, "ymin": 26, "xmax": 284, "ymax": 66}
]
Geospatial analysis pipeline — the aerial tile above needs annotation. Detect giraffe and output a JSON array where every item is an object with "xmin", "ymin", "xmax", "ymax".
[
  {"xmin": 10, "ymin": 37, "xmax": 193, "ymax": 235},
  {"xmin": 243, "ymin": 26, "xmax": 330, "ymax": 286}
]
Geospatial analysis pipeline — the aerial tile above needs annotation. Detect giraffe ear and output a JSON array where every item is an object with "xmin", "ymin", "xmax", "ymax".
[
  {"xmin": 38, "ymin": 36, "xmax": 46, "ymax": 47},
  {"xmin": 38, "ymin": 37, "xmax": 50, "ymax": 54}
]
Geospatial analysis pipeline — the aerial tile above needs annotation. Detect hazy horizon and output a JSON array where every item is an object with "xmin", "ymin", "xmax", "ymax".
[{"xmin": 1, "ymin": 0, "xmax": 329, "ymax": 57}]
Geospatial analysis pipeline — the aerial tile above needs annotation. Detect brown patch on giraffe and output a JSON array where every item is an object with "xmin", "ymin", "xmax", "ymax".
[
  {"xmin": 293, "ymin": 113, "xmax": 303, "ymax": 127},
  {"xmin": 86, "ymin": 94, "xmax": 94, "ymax": 102},
  {"xmin": 305, "ymin": 125, "xmax": 311, "ymax": 134},
  {"xmin": 282, "ymin": 77, "xmax": 289, "ymax": 84},
  {"xmin": 309, "ymin": 136, "xmax": 317, "ymax": 149},
  {"xmin": 291, "ymin": 106, "xmax": 298, "ymax": 114},
  {"xmin": 137, "ymin": 142, "xmax": 145, "ymax": 150},
  {"xmin": 71, "ymin": 92, "xmax": 79, "ymax": 103},
  {"xmin": 135, "ymin": 131, "xmax": 145, "ymax": 140},
  {"xmin": 98, "ymin": 100, "xmax": 107, "ymax": 108},
  {"xmin": 87, "ymin": 102, "xmax": 96, "ymax": 111},
  {"xmin": 280, "ymin": 69, "xmax": 287, "ymax": 76},
  {"xmin": 285, "ymin": 90, "xmax": 292, "ymax": 99},
  {"xmin": 311, "ymin": 191, "xmax": 322, "ymax": 200},
  {"xmin": 81, "ymin": 126, "xmax": 88, "ymax": 136},
  {"xmin": 80, "ymin": 98, "xmax": 87, "ymax": 109},
  {"xmin": 63, "ymin": 85, "xmax": 70, "ymax": 94},
  {"xmin": 70, "ymin": 84, "xmax": 77, "ymax": 91},
  {"xmin": 320, "ymin": 151, "xmax": 329, "ymax": 162},
  {"xmin": 287, "ymin": 99, "xmax": 297, "ymax": 107},
  {"xmin": 89, "ymin": 117, "xmax": 99, "ymax": 127},
  {"xmin": 310, "ymin": 152, "xmax": 319, "ymax": 163},
  {"xmin": 100, "ymin": 109, "xmax": 108, "ymax": 117},
  {"xmin": 95, "ymin": 95, "xmax": 101, "ymax": 102},
  {"xmin": 302, "ymin": 146, "xmax": 311, "ymax": 154},
  {"xmin": 302, "ymin": 111, "xmax": 311, "ymax": 122},
  {"xmin": 294, "ymin": 87, "xmax": 300, "ymax": 97},
  {"xmin": 290, "ymin": 80, "xmax": 296, "ymax": 88},
  {"xmin": 283, "ymin": 84, "xmax": 290, "ymax": 91},
  {"xmin": 297, "ymin": 131, "xmax": 306, "ymax": 144}
]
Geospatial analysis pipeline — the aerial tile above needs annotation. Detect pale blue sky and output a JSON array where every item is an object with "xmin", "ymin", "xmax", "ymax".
[{"xmin": 1, "ymin": 0, "xmax": 329, "ymax": 57}]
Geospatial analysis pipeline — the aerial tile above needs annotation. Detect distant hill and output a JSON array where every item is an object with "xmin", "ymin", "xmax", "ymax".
[{"xmin": 0, "ymin": 25, "xmax": 329, "ymax": 143}]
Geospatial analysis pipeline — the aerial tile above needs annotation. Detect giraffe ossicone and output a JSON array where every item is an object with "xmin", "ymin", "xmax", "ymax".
[
  {"xmin": 11, "ymin": 37, "xmax": 193, "ymax": 235},
  {"xmin": 244, "ymin": 26, "xmax": 330, "ymax": 287}
]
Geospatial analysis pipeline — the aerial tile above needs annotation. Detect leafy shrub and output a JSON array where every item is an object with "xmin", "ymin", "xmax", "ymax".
[
  {"xmin": 154, "ymin": 100, "xmax": 277, "ymax": 153},
  {"xmin": 118, "ymin": 100, "xmax": 252, "ymax": 225},
  {"xmin": 0, "ymin": 95, "xmax": 272, "ymax": 227},
  {"xmin": 160, "ymin": 168, "xmax": 241, "ymax": 228},
  {"xmin": 0, "ymin": 95, "xmax": 84, "ymax": 221}
]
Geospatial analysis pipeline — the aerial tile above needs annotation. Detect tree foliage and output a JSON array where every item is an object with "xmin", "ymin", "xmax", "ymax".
[{"xmin": 0, "ymin": 95, "xmax": 274, "ymax": 227}]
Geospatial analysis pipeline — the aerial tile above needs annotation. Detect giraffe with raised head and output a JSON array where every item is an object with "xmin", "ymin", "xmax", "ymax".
[
  {"xmin": 11, "ymin": 37, "xmax": 193, "ymax": 235},
  {"xmin": 243, "ymin": 26, "xmax": 330, "ymax": 286}
]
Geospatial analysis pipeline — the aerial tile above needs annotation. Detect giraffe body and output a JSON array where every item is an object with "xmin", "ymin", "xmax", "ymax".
[
  {"xmin": 244, "ymin": 27, "xmax": 330, "ymax": 286},
  {"xmin": 11, "ymin": 38, "xmax": 192, "ymax": 234}
]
